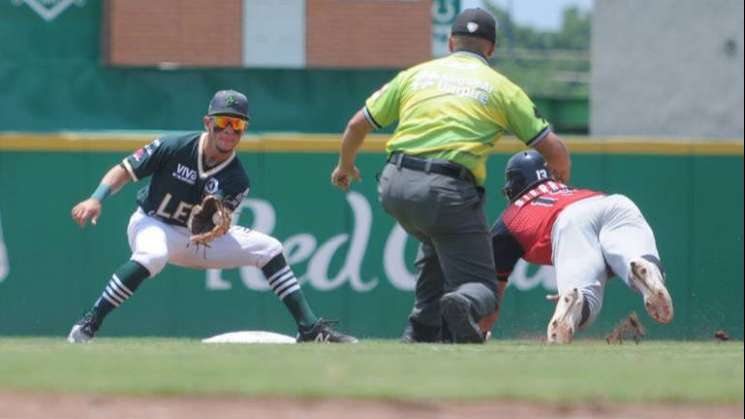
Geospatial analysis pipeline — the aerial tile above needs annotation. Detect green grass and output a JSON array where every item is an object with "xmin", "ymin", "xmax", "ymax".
[{"xmin": 0, "ymin": 339, "xmax": 741, "ymax": 403}]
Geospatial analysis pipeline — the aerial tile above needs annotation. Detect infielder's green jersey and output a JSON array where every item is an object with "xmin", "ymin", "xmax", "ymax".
[
  {"xmin": 363, "ymin": 51, "xmax": 550, "ymax": 185},
  {"xmin": 121, "ymin": 132, "xmax": 250, "ymax": 227}
]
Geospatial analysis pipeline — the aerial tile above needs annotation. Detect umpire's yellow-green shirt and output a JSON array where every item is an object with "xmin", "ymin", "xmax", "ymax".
[{"xmin": 363, "ymin": 51, "xmax": 550, "ymax": 185}]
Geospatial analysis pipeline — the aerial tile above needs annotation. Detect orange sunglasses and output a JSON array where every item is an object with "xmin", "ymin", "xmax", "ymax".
[{"xmin": 213, "ymin": 116, "xmax": 247, "ymax": 132}]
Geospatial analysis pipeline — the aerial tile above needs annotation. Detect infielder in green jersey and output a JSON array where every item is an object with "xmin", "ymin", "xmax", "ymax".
[
  {"xmin": 68, "ymin": 90, "xmax": 356, "ymax": 343},
  {"xmin": 331, "ymin": 8, "xmax": 571, "ymax": 343}
]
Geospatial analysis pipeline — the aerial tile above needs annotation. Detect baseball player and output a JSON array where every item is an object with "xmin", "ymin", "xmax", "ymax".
[
  {"xmin": 68, "ymin": 90, "xmax": 357, "ymax": 343},
  {"xmin": 331, "ymin": 8, "xmax": 571, "ymax": 344},
  {"xmin": 479, "ymin": 150, "xmax": 674, "ymax": 343}
]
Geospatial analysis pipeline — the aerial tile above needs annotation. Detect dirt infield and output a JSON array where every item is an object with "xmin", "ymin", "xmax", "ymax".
[{"xmin": 0, "ymin": 393, "xmax": 741, "ymax": 419}]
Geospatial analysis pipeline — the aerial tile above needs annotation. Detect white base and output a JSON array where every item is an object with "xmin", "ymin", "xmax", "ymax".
[{"xmin": 202, "ymin": 331, "xmax": 296, "ymax": 344}]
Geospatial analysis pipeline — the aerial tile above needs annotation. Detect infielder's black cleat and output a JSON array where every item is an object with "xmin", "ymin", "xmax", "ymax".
[
  {"xmin": 67, "ymin": 309, "xmax": 101, "ymax": 343},
  {"xmin": 296, "ymin": 318, "xmax": 358, "ymax": 343}
]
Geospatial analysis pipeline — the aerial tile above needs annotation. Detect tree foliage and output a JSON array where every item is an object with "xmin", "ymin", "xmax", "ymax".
[{"xmin": 483, "ymin": 1, "xmax": 591, "ymax": 50}]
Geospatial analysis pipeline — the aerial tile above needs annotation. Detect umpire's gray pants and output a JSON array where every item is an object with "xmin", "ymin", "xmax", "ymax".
[{"xmin": 378, "ymin": 163, "xmax": 498, "ymax": 328}]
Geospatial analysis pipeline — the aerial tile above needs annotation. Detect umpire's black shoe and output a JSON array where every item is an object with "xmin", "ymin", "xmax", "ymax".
[
  {"xmin": 440, "ymin": 293, "xmax": 485, "ymax": 344},
  {"xmin": 67, "ymin": 309, "xmax": 101, "ymax": 343},
  {"xmin": 296, "ymin": 319, "xmax": 358, "ymax": 343},
  {"xmin": 401, "ymin": 319, "xmax": 441, "ymax": 343}
]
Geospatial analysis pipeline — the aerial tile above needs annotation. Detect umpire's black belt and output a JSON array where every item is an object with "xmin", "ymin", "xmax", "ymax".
[{"xmin": 387, "ymin": 153, "xmax": 475, "ymax": 183}]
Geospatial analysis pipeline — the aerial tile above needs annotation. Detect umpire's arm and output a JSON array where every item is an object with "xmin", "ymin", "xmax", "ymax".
[
  {"xmin": 331, "ymin": 109, "xmax": 374, "ymax": 191},
  {"xmin": 340, "ymin": 109, "xmax": 374, "ymax": 167},
  {"xmin": 534, "ymin": 132, "xmax": 571, "ymax": 183}
]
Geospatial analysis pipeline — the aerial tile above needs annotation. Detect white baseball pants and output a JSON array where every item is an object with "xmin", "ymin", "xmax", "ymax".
[
  {"xmin": 551, "ymin": 194, "xmax": 660, "ymax": 328},
  {"xmin": 126, "ymin": 208, "xmax": 283, "ymax": 276}
]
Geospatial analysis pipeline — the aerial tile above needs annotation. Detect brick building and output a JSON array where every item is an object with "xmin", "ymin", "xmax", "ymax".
[{"xmin": 105, "ymin": 0, "xmax": 432, "ymax": 68}]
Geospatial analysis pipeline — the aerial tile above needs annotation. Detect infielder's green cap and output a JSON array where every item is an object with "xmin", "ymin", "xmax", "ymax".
[
  {"xmin": 451, "ymin": 8, "xmax": 497, "ymax": 45},
  {"xmin": 208, "ymin": 89, "xmax": 250, "ymax": 121}
]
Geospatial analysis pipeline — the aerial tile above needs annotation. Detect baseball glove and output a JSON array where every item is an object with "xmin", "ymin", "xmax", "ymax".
[{"xmin": 187, "ymin": 195, "xmax": 231, "ymax": 245}]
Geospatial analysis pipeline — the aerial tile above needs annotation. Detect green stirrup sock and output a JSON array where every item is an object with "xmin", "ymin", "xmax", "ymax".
[
  {"xmin": 92, "ymin": 260, "xmax": 150, "ymax": 321},
  {"xmin": 282, "ymin": 290, "xmax": 319, "ymax": 329},
  {"xmin": 261, "ymin": 254, "xmax": 318, "ymax": 328}
]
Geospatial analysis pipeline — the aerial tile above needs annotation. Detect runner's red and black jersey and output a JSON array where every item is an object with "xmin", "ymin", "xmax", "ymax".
[{"xmin": 490, "ymin": 181, "xmax": 603, "ymax": 281}]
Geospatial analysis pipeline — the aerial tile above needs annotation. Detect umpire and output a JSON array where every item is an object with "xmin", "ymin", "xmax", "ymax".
[{"xmin": 331, "ymin": 8, "xmax": 571, "ymax": 343}]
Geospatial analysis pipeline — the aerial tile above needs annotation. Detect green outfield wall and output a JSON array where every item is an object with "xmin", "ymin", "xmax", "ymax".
[
  {"xmin": 0, "ymin": 134, "xmax": 742, "ymax": 340},
  {"xmin": 0, "ymin": 1, "xmax": 587, "ymax": 134}
]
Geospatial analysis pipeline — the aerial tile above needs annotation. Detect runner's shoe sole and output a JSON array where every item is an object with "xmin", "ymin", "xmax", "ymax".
[
  {"xmin": 547, "ymin": 288, "xmax": 584, "ymax": 344},
  {"xmin": 630, "ymin": 259, "xmax": 674, "ymax": 324}
]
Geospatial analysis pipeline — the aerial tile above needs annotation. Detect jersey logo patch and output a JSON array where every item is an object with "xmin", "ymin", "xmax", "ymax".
[
  {"xmin": 205, "ymin": 178, "xmax": 220, "ymax": 194},
  {"xmin": 133, "ymin": 138, "xmax": 161, "ymax": 162},
  {"xmin": 143, "ymin": 138, "xmax": 161, "ymax": 156},
  {"xmin": 173, "ymin": 164, "xmax": 197, "ymax": 185},
  {"xmin": 132, "ymin": 148, "xmax": 145, "ymax": 161}
]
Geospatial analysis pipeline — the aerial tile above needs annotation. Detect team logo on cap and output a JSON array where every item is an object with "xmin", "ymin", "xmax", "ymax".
[
  {"xmin": 467, "ymin": 22, "xmax": 479, "ymax": 33},
  {"xmin": 226, "ymin": 95, "xmax": 237, "ymax": 105}
]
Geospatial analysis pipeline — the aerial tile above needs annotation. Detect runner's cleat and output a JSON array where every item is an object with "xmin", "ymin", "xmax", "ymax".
[
  {"xmin": 630, "ymin": 258, "xmax": 673, "ymax": 324},
  {"xmin": 547, "ymin": 288, "xmax": 584, "ymax": 344}
]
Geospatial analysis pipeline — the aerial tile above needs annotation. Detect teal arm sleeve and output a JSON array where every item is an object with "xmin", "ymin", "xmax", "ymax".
[{"xmin": 90, "ymin": 184, "xmax": 112, "ymax": 202}]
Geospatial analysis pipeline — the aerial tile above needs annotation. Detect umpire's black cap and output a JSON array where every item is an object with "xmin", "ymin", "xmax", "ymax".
[
  {"xmin": 451, "ymin": 8, "xmax": 497, "ymax": 45},
  {"xmin": 208, "ymin": 90, "xmax": 250, "ymax": 121}
]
